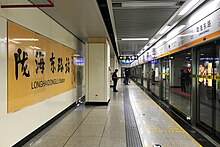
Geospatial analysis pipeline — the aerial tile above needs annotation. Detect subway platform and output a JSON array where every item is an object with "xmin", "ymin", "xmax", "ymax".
[{"xmin": 22, "ymin": 81, "xmax": 217, "ymax": 147}]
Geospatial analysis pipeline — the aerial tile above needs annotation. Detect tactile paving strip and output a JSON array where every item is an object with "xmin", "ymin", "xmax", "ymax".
[{"xmin": 123, "ymin": 87, "xmax": 143, "ymax": 147}]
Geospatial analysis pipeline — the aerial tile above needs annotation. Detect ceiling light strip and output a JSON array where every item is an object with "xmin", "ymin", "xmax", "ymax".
[
  {"xmin": 122, "ymin": 2, "xmax": 177, "ymax": 7},
  {"xmin": 121, "ymin": 38, "xmax": 149, "ymax": 41}
]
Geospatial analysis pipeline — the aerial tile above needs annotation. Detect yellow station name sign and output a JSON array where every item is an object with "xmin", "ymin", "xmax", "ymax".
[{"xmin": 7, "ymin": 21, "xmax": 76, "ymax": 112}]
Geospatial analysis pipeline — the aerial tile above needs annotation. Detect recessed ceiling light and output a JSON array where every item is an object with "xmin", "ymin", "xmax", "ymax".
[
  {"xmin": 149, "ymin": 38, "xmax": 157, "ymax": 44},
  {"xmin": 122, "ymin": 2, "xmax": 177, "ymax": 7},
  {"xmin": 179, "ymin": 0, "xmax": 200, "ymax": 15},
  {"xmin": 121, "ymin": 38, "xmax": 149, "ymax": 41},
  {"xmin": 144, "ymin": 45, "xmax": 149, "ymax": 50},
  {"xmin": 159, "ymin": 26, "xmax": 171, "ymax": 34},
  {"xmin": 178, "ymin": 25, "xmax": 186, "ymax": 30}
]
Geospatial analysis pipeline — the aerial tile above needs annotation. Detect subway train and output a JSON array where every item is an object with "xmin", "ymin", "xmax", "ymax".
[{"xmin": 129, "ymin": 0, "xmax": 220, "ymax": 143}]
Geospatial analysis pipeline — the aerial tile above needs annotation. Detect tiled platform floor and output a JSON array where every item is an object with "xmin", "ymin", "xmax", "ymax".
[{"xmin": 23, "ymin": 81, "xmax": 201, "ymax": 147}]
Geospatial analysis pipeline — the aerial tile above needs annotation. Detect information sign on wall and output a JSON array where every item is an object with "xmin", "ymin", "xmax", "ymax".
[{"xmin": 7, "ymin": 21, "xmax": 76, "ymax": 112}]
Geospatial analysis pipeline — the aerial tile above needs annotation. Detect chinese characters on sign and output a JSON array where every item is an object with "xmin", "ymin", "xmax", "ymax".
[
  {"xmin": 50, "ymin": 52, "xmax": 56, "ymax": 73},
  {"xmin": 14, "ymin": 48, "xmax": 30, "ymax": 80},
  {"xmin": 14, "ymin": 50, "xmax": 74, "ymax": 79},
  {"xmin": 57, "ymin": 57, "xmax": 64, "ymax": 72},
  {"xmin": 196, "ymin": 20, "xmax": 212, "ymax": 36},
  {"xmin": 35, "ymin": 51, "xmax": 45, "ymax": 74},
  {"xmin": 65, "ymin": 58, "xmax": 70, "ymax": 73},
  {"xmin": 8, "ymin": 21, "xmax": 76, "ymax": 112}
]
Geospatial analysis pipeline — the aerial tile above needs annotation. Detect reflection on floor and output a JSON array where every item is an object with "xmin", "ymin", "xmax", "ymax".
[
  {"xmin": 150, "ymin": 82, "xmax": 160, "ymax": 97},
  {"xmin": 22, "ymin": 81, "xmax": 201, "ymax": 147}
]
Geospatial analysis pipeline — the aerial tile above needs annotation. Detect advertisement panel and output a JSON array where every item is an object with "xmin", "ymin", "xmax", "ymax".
[{"xmin": 7, "ymin": 21, "xmax": 76, "ymax": 112}]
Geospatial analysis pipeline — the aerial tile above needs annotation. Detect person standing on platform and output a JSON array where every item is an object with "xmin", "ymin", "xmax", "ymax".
[
  {"xmin": 151, "ymin": 69, "xmax": 155, "ymax": 85},
  {"xmin": 112, "ymin": 69, "xmax": 119, "ymax": 92},
  {"xmin": 124, "ymin": 69, "xmax": 129, "ymax": 85},
  {"xmin": 180, "ymin": 69, "xmax": 187, "ymax": 92}
]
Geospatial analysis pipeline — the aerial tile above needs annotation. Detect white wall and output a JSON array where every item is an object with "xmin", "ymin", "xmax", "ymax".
[{"xmin": 0, "ymin": 1, "xmax": 84, "ymax": 146}]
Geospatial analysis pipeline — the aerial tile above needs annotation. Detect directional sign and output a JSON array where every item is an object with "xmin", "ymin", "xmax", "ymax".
[{"xmin": 119, "ymin": 55, "xmax": 138, "ymax": 60}]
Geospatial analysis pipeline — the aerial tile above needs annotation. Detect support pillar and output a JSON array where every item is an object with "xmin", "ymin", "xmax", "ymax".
[{"xmin": 85, "ymin": 38, "xmax": 110, "ymax": 104}]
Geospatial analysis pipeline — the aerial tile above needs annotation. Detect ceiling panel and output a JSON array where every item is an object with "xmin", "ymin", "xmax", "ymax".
[
  {"xmin": 29, "ymin": 0, "xmax": 108, "ymax": 42},
  {"xmin": 112, "ymin": 0, "xmax": 186, "ymax": 55},
  {"xmin": 112, "ymin": 0, "xmax": 184, "ymax": 1},
  {"xmin": 28, "ymin": 0, "xmax": 187, "ymax": 58}
]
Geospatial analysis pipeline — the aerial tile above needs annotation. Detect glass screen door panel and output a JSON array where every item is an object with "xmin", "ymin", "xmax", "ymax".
[
  {"xmin": 150, "ymin": 60, "xmax": 160, "ymax": 97},
  {"xmin": 162, "ymin": 58, "xmax": 170, "ymax": 102},
  {"xmin": 169, "ymin": 50, "xmax": 192, "ymax": 117},
  {"xmin": 215, "ymin": 43, "xmax": 220, "ymax": 135},
  {"xmin": 197, "ymin": 45, "xmax": 215, "ymax": 128}
]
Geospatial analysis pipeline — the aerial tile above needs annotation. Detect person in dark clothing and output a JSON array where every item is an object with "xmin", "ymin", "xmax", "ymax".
[
  {"xmin": 180, "ymin": 69, "xmax": 187, "ymax": 92},
  {"xmin": 151, "ymin": 69, "xmax": 155, "ymax": 85},
  {"xmin": 112, "ymin": 69, "xmax": 118, "ymax": 92},
  {"xmin": 124, "ymin": 69, "xmax": 129, "ymax": 85}
]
